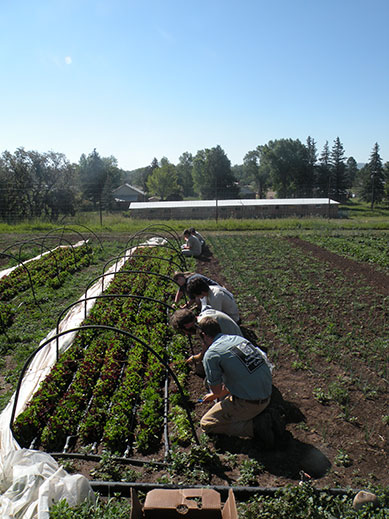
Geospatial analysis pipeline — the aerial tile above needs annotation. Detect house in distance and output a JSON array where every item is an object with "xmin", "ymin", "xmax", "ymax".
[{"xmin": 113, "ymin": 184, "xmax": 146, "ymax": 209}]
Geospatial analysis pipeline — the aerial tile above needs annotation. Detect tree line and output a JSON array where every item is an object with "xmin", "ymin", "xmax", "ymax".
[{"xmin": 0, "ymin": 138, "xmax": 387, "ymax": 222}]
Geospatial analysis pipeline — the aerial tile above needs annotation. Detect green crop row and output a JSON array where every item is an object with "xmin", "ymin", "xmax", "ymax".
[
  {"xmin": 302, "ymin": 232, "xmax": 389, "ymax": 271},
  {"xmin": 13, "ymin": 246, "xmax": 192, "ymax": 455},
  {"xmin": 0, "ymin": 244, "xmax": 94, "ymax": 302}
]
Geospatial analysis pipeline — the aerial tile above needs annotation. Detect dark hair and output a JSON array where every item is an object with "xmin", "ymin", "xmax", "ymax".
[
  {"xmin": 170, "ymin": 309, "xmax": 196, "ymax": 331},
  {"xmin": 183, "ymin": 229, "xmax": 191, "ymax": 237},
  {"xmin": 198, "ymin": 317, "xmax": 221, "ymax": 338},
  {"xmin": 172, "ymin": 271, "xmax": 194, "ymax": 282},
  {"xmin": 186, "ymin": 277, "xmax": 209, "ymax": 296},
  {"xmin": 189, "ymin": 227, "xmax": 196, "ymax": 233}
]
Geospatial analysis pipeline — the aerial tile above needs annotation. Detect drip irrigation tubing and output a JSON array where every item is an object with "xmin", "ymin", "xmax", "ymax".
[
  {"xmin": 50, "ymin": 452, "xmax": 167, "ymax": 467},
  {"xmin": 46, "ymin": 452, "xmax": 364, "ymax": 500},
  {"xmin": 48, "ymin": 453, "xmax": 363, "ymax": 500},
  {"xmin": 87, "ymin": 481, "xmax": 362, "ymax": 499}
]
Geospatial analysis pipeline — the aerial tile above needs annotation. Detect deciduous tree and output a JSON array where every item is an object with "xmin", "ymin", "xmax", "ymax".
[
  {"xmin": 192, "ymin": 145, "xmax": 238, "ymax": 199},
  {"xmin": 176, "ymin": 152, "xmax": 194, "ymax": 197},
  {"xmin": 243, "ymin": 149, "xmax": 269, "ymax": 199},
  {"xmin": 259, "ymin": 139, "xmax": 310, "ymax": 197},
  {"xmin": 146, "ymin": 161, "xmax": 180, "ymax": 200},
  {"xmin": 0, "ymin": 148, "xmax": 77, "ymax": 221}
]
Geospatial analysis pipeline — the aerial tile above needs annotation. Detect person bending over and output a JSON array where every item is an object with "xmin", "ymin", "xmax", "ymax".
[
  {"xmin": 186, "ymin": 277, "xmax": 240, "ymax": 323},
  {"xmin": 172, "ymin": 272, "xmax": 220, "ymax": 307},
  {"xmin": 170, "ymin": 307, "xmax": 242, "ymax": 364}
]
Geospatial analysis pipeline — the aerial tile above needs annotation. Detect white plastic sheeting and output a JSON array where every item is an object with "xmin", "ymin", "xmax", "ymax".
[
  {"xmin": 0, "ymin": 450, "xmax": 94, "ymax": 519},
  {"xmin": 0, "ymin": 241, "xmax": 153, "ymax": 518}
]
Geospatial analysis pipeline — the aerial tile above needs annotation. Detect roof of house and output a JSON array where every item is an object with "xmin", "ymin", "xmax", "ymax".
[{"xmin": 112, "ymin": 183, "xmax": 146, "ymax": 195}]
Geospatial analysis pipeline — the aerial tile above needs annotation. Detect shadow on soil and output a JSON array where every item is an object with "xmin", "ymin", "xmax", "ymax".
[{"xmin": 211, "ymin": 386, "xmax": 332, "ymax": 481}]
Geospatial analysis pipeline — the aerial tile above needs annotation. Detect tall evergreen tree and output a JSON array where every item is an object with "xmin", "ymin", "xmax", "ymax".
[
  {"xmin": 316, "ymin": 141, "xmax": 331, "ymax": 197},
  {"xmin": 346, "ymin": 156, "xmax": 359, "ymax": 189},
  {"xmin": 329, "ymin": 137, "xmax": 350, "ymax": 202},
  {"xmin": 383, "ymin": 162, "xmax": 389, "ymax": 203},
  {"xmin": 360, "ymin": 143, "xmax": 385, "ymax": 208}
]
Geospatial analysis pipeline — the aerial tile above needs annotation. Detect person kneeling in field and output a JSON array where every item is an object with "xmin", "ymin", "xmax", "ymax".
[
  {"xmin": 196, "ymin": 317, "xmax": 285, "ymax": 449},
  {"xmin": 181, "ymin": 229, "xmax": 202, "ymax": 257}
]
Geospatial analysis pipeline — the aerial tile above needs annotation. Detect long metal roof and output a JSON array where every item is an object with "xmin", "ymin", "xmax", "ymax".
[{"xmin": 129, "ymin": 198, "xmax": 339, "ymax": 210}]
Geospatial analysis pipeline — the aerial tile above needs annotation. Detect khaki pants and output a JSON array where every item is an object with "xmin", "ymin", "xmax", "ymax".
[{"xmin": 200, "ymin": 395, "xmax": 270, "ymax": 438}]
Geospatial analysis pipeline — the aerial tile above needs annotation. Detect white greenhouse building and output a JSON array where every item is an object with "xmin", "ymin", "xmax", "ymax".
[{"xmin": 128, "ymin": 198, "xmax": 339, "ymax": 219}]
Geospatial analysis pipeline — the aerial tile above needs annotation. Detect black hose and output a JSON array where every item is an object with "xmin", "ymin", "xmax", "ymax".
[
  {"xmin": 89, "ymin": 481, "xmax": 360, "ymax": 499},
  {"xmin": 50, "ymin": 452, "xmax": 167, "ymax": 467}
]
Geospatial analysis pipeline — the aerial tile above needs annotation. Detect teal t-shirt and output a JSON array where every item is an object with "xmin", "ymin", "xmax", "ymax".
[{"xmin": 203, "ymin": 334, "xmax": 272, "ymax": 400}]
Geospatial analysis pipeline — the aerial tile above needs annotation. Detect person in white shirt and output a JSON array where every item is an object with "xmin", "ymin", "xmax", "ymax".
[{"xmin": 186, "ymin": 277, "xmax": 240, "ymax": 324}]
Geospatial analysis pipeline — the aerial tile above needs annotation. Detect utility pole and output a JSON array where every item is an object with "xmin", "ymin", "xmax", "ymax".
[
  {"xmin": 327, "ymin": 172, "xmax": 331, "ymax": 219},
  {"xmin": 215, "ymin": 175, "xmax": 218, "ymax": 223},
  {"xmin": 371, "ymin": 171, "xmax": 376, "ymax": 210}
]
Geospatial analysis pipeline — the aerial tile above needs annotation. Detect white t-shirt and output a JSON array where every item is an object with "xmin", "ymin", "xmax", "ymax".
[
  {"xmin": 198, "ymin": 307, "xmax": 242, "ymax": 336},
  {"xmin": 201, "ymin": 286, "xmax": 240, "ymax": 323}
]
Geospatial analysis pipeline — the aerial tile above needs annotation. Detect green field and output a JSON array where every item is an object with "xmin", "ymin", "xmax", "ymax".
[{"xmin": 0, "ymin": 217, "xmax": 388, "ymax": 518}]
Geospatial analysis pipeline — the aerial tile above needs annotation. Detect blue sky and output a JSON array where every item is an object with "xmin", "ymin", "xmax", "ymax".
[{"xmin": 1, "ymin": 0, "xmax": 388, "ymax": 170}]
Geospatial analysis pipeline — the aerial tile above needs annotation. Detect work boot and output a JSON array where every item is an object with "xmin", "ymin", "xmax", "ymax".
[
  {"xmin": 253, "ymin": 411, "xmax": 275, "ymax": 450},
  {"xmin": 268, "ymin": 408, "xmax": 286, "ymax": 438},
  {"xmin": 268, "ymin": 408, "xmax": 291, "ymax": 450}
]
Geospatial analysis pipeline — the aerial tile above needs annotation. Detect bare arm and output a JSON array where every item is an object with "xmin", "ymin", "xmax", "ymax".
[{"xmin": 202, "ymin": 384, "xmax": 230, "ymax": 403}]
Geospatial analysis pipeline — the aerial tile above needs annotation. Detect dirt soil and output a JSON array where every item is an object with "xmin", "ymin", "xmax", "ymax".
[
  {"xmin": 189, "ymin": 237, "xmax": 388, "ymax": 489},
  {"xmin": 2, "ymin": 232, "xmax": 388, "ymax": 490}
]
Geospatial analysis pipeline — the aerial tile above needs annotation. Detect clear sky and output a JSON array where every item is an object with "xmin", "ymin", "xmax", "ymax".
[{"xmin": 1, "ymin": 0, "xmax": 388, "ymax": 170}]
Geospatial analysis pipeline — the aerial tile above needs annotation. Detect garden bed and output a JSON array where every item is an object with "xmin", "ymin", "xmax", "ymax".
[{"xmin": 1, "ymin": 229, "xmax": 388, "ymax": 495}]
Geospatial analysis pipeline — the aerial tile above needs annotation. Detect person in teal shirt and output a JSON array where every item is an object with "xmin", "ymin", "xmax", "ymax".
[{"xmin": 198, "ymin": 317, "xmax": 283, "ymax": 448}]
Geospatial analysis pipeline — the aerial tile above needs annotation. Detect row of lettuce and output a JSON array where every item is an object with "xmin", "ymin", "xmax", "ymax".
[
  {"xmin": 12, "ymin": 245, "xmax": 193, "ymax": 455},
  {"xmin": 0, "ymin": 244, "xmax": 94, "ymax": 335}
]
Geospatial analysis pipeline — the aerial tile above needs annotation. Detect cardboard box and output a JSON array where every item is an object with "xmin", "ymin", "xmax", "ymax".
[{"xmin": 130, "ymin": 488, "xmax": 238, "ymax": 519}]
